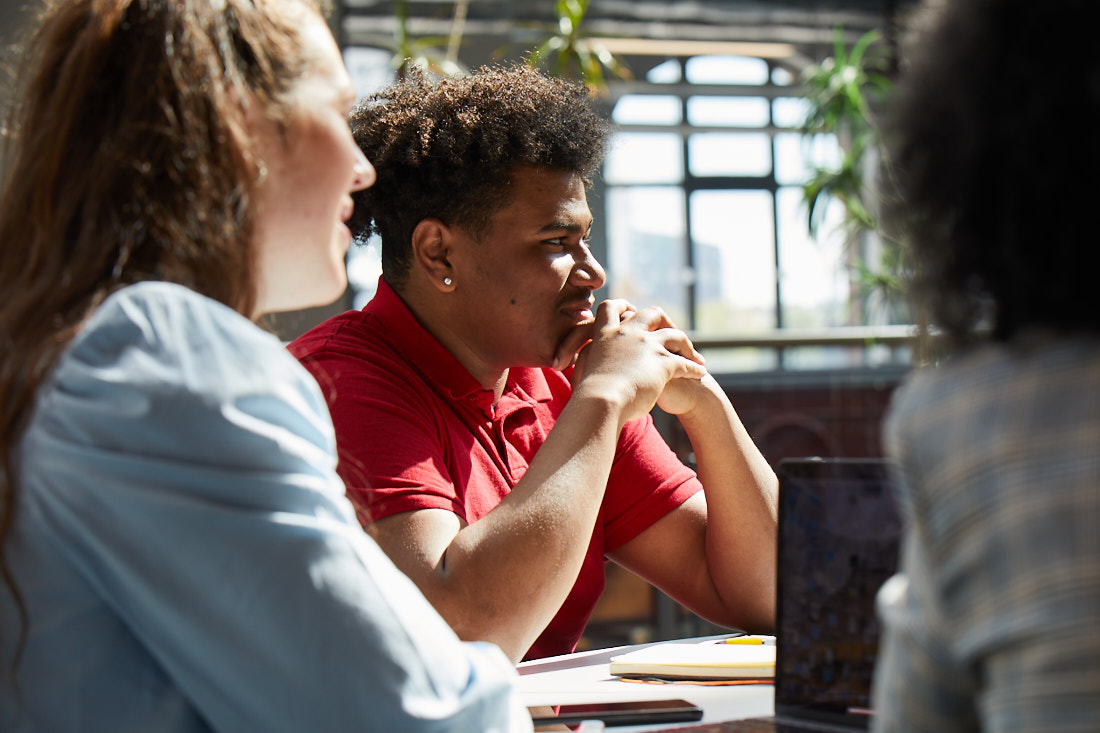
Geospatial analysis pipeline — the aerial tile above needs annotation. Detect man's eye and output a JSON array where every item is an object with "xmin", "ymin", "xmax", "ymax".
[{"xmin": 544, "ymin": 238, "xmax": 566, "ymax": 248}]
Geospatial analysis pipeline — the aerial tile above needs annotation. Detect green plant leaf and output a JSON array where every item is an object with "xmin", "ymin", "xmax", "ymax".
[
  {"xmin": 514, "ymin": 0, "xmax": 629, "ymax": 95},
  {"xmin": 847, "ymin": 29, "xmax": 881, "ymax": 72}
]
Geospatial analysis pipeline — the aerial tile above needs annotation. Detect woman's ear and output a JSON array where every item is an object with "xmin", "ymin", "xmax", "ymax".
[{"xmin": 410, "ymin": 218, "xmax": 456, "ymax": 292}]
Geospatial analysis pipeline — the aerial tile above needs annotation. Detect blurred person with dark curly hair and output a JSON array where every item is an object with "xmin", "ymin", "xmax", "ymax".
[
  {"xmin": 0, "ymin": 1, "xmax": 531, "ymax": 730},
  {"xmin": 290, "ymin": 66, "xmax": 779, "ymax": 663},
  {"xmin": 870, "ymin": 0, "xmax": 1100, "ymax": 730}
]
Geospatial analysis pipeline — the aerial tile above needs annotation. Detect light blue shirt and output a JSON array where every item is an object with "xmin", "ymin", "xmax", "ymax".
[{"xmin": 0, "ymin": 282, "xmax": 532, "ymax": 732}]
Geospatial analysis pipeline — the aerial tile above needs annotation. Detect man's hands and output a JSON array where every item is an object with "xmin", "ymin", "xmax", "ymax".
[
  {"xmin": 557, "ymin": 299, "xmax": 710, "ymax": 426},
  {"xmin": 555, "ymin": 298, "xmax": 778, "ymax": 634}
]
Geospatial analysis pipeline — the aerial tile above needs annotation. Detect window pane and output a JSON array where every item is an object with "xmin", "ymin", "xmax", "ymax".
[
  {"xmin": 772, "ymin": 97, "xmax": 809, "ymax": 129},
  {"xmin": 347, "ymin": 235, "xmax": 383, "ymax": 309},
  {"xmin": 646, "ymin": 59, "xmax": 682, "ymax": 83},
  {"xmin": 344, "ymin": 47, "xmax": 394, "ymax": 97},
  {"xmin": 691, "ymin": 190, "xmax": 776, "ymax": 334},
  {"xmin": 612, "ymin": 95, "xmax": 682, "ymax": 125},
  {"xmin": 685, "ymin": 55, "xmax": 769, "ymax": 85},
  {"xmin": 776, "ymin": 186, "xmax": 850, "ymax": 329},
  {"xmin": 774, "ymin": 132, "xmax": 841, "ymax": 186},
  {"xmin": 771, "ymin": 66, "xmax": 795, "ymax": 86},
  {"xmin": 688, "ymin": 133, "xmax": 771, "ymax": 177},
  {"xmin": 687, "ymin": 97, "xmax": 769, "ymax": 128},
  {"xmin": 606, "ymin": 187, "xmax": 690, "ymax": 328},
  {"xmin": 605, "ymin": 133, "xmax": 683, "ymax": 184}
]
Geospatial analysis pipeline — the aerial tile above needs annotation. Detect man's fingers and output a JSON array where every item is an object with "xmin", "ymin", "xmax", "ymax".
[
  {"xmin": 623, "ymin": 305, "xmax": 678, "ymax": 332},
  {"xmin": 553, "ymin": 322, "xmax": 596, "ymax": 371},
  {"xmin": 555, "ymin": 300, "xmax": 640, "ymax": 370},
  {"xmin": 659, "ymin": 328, "xmax": 706, "ymax": 367},
  {"xmin": 594, "ymin": 299, "xmax": 637, "ymax": 328},
  {"xmin": 670, "ymin": 353, "xmax": 709, "ymax": 380}
]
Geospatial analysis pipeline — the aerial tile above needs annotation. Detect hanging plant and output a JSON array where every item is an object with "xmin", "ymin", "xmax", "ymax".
[{"xmin": 799, "ymin": 28, "xmax": 907, "ymax": 320}]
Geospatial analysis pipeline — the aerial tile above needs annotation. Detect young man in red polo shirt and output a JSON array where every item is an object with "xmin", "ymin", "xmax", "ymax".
[{"xmin": 290, "ymin": 66, "xmax": 778, "ymax": 663}]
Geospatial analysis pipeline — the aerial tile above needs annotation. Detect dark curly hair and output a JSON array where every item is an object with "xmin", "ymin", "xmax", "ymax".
[
  {"xmin": 347, "ymin": 65, "xmax": 613, "ymax": 289},
  {"xmin": 882, "ymin": 0, "xmax": 1100, "ymax": 348}
]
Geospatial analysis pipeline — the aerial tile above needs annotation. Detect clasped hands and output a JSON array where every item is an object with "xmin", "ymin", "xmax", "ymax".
[{"xmin": 554, "ymin": 299, "xmax": 714, "ymax": 423}]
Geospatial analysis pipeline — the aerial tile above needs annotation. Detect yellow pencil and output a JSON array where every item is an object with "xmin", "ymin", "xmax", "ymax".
[{"xmin": 722, "ymin": 635, "xmax": 775, "ymax": 645}]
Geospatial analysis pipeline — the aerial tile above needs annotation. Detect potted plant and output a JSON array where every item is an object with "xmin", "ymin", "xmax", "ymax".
[{"xmin": 798, "ymin": 28, "xmax": 906, "ymax": 325}]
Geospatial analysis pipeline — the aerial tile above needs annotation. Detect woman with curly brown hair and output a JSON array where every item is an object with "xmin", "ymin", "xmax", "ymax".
[
  {"xmin": 0, "ymin": 1, "xmax": 528, "ymax": 730},
  {"xmin": 871, "ymin": 0, "xmax": 1100, "ymax": 730}
]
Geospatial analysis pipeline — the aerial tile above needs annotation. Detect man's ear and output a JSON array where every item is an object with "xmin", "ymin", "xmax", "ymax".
[{"xmin": 410, "ymin": 218, "xmax": 456, "ymax": 292}]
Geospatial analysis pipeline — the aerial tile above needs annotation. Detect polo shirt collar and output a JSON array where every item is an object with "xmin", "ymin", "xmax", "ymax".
[{"xmin": 365, "ymin": 276, "xmax": 553, "ymax": 417}]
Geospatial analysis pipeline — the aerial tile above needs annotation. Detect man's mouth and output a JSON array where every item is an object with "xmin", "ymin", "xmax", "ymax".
[
  {"xmin": 560, "ymin": 298, "xmax": 595, "ymax": 324},
  {"xmin": 563, "ymin": 303, "xmax": 598, "ymax": 323}
]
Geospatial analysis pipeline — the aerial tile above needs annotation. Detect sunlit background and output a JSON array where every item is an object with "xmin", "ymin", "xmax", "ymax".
[{"xmin": 332, "ymin": 0, "xmax": 915, "ymax": 376}]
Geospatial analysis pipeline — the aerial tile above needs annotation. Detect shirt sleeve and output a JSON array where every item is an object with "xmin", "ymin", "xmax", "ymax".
[
  {"xmin": 871, "ymin": 534, "xmax": 980, "ymax": 733},
  {"xmin": 23, "ymin": 284, "xmax": 531, "ymax": 733},
  {"xmin": 601, "ymin": 414, "xmax": 702, "ymax": 553},
  {"xmin": 873, "ymin": 368, "xmax": 1100, "ymax": 733},
  {"xmin": 871, "ymin": 387, "xmax": 980, "ymax": 733}
]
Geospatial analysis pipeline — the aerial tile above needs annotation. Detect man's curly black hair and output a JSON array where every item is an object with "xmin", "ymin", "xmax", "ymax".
[
  {"xmin": 347, "ymin": 65, "xmax": 614, "ymax": 290},
  {"xmin": 882, "ymin": 0, "xmax": 1100, "ymax": 348}
]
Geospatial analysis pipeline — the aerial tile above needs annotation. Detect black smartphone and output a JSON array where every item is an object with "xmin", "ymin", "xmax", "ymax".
[{"xmin": 529, "ymin": 698, "xmax": 703, "ymax": 728}]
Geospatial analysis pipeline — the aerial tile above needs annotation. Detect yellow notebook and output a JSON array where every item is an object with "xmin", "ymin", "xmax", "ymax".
[{"xmin": 608, "ymin": 637, "xmax": 776, "ymax": 680}]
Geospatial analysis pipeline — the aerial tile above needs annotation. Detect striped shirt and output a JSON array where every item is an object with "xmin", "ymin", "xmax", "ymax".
[{"xmin": 872, "ymin": 333, "xmax": 1100, "ymax": 733}]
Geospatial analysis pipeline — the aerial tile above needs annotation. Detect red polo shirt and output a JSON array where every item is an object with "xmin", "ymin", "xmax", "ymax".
[{"xmin": 289, "ymin": 277, "xmax": 701, "ymax": 660}]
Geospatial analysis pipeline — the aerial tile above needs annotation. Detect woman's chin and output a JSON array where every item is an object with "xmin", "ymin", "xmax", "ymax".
[{"xmin": 258, "ymin": 273, "xmax": 347, "ymax": 318}]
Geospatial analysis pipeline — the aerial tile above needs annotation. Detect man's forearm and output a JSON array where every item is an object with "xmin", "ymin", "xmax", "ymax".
[
  {"xmin": 678, "ymin": 382, "xmax": 779, "ymax": 630},
  {"xmin": 405, "ymin": 390, "xmax": 627, "ymax": 662}
]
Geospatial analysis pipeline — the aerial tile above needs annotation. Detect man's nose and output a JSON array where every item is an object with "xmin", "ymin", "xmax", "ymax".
[{"xmin": 570, "ymin": 245, "xmax": 606, "ymax": 289}]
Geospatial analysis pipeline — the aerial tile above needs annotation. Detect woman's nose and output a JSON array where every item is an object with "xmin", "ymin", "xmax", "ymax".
[{"xmin": 351, "ymin": 150, "xmax": 375, "ymax": 191}]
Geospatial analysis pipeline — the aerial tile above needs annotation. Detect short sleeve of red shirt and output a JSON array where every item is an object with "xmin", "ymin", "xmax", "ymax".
[{"xmin": 603, "ymin": 414, "xmax": 702, "ymax": 553}]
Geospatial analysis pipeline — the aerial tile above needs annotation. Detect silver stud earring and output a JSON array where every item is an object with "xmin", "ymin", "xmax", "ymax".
[{"xmin": 443, "ymin": 277, "xmax": 453, "ymax": 286}]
